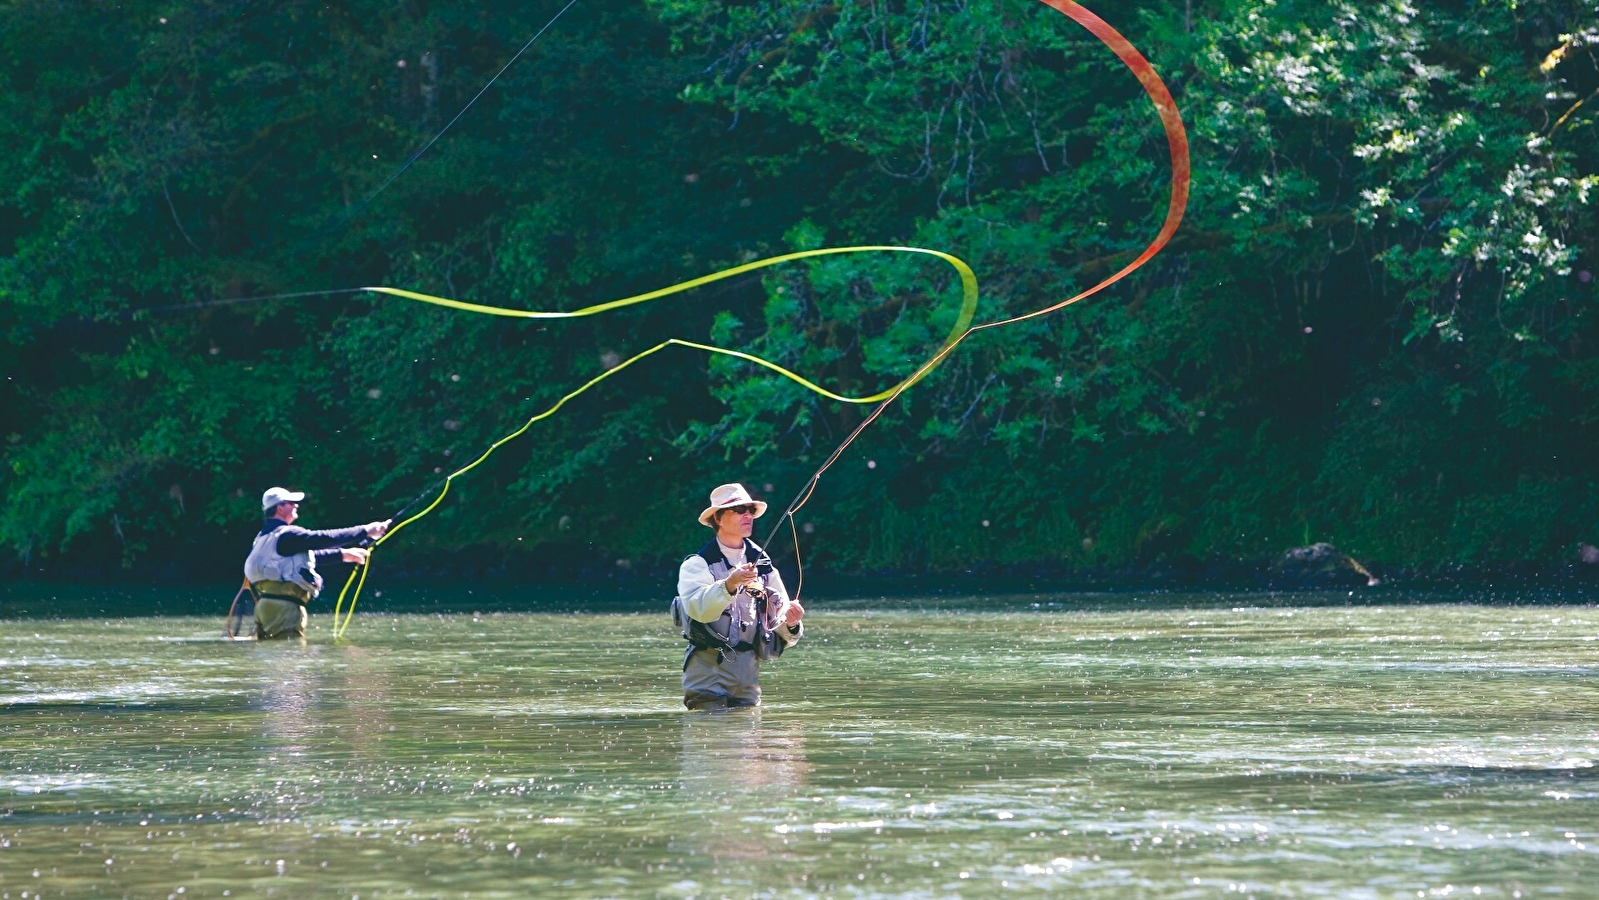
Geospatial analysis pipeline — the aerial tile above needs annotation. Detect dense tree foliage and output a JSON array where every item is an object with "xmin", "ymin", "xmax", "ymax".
[{"xmin": 1, "ymin": 0, "xmax": 1596, "ymax": 578}]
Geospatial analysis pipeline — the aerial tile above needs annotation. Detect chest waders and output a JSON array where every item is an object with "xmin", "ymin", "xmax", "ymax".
[{"xmin": 242, "ymin": 525, "xmax": 326, "ymax": 639}]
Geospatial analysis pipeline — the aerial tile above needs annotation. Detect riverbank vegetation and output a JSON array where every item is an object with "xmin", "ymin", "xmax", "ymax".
[{"xmin": 2, "ymin": 0, "xmax": 1596, "ymax": 578}]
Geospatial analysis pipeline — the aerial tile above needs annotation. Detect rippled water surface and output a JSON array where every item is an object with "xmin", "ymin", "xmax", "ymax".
[{"xmin": 3, "ymin": 596, "xmax": 1598, "ymax": 898}]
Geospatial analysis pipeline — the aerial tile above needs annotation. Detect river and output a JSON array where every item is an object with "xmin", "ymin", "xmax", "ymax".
[{"xmin": 2, "ymin": 593, "xmax": 1596, "ymax": 897}]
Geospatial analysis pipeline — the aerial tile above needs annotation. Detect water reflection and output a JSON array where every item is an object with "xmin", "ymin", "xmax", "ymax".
[
  {"xmin": 674, "ymin": 709, "xmax": 810, "ymax": 877},
  {"xmin": 328, "ymin": 643, "xmax": 397, "ymax": 762},
  {"xmin": 678, "ymin": 709, "xmax": 812, "ymax": 798},
  {"xmin": 255, "ymin": 642, "xmax": 323, "ymax": 752}
]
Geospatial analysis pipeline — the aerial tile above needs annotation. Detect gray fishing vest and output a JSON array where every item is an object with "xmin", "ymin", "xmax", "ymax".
[
  {"xmin": 671, "ymin": 538, "xmax": 787, "ymax": 666},
  {"xmin": 243, "ymin": 524, "xmax": 323, "ymax": 600}
]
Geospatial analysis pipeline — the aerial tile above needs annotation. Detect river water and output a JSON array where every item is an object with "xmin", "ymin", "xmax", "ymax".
[{"xmin": 2, "ymin": 594, "xmax": 1597, "ymax": 898}]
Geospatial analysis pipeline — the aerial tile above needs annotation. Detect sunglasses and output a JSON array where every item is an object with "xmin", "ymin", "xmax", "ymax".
[{"xmin": 724, "ymin": 503, "xmax": 759, "ymax": 515}]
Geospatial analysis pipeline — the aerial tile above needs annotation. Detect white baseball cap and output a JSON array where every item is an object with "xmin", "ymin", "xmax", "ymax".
[{"xmin": 261, "ymin": 486, "xmax": 306, "ymax": 512}]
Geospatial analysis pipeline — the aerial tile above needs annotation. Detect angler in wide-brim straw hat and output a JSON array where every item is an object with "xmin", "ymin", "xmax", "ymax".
[{"xmin": 670, "ymin": 483, "xmax": 805, "ymax": 709}]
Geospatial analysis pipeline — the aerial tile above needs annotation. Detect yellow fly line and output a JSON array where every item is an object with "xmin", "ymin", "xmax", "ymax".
[{"xmin": 330, "ymin": 245, "xmax": 980, "ymax": 638}]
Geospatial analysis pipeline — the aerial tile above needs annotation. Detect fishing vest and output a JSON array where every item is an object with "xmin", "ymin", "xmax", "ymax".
[
  {"xmin": 671, "ymin": 537, "xmax": 787, "ymax": 667},
  {"xmin": 243, "ymin": 523, "xmax": 323, "ymax": 604}
]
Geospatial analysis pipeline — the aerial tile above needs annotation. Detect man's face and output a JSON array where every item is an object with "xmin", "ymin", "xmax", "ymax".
[
  {"xmin": 715, "ymin": 505, "xmax": 756, "ymax": 543},
  {"xmin": 275, "ymin": 501, "xmax": 300, "ymax": 525}
]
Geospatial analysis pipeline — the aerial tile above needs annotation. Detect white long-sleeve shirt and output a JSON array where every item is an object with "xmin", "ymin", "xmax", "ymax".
[{"xmin": 676, "ymin": 542, "xmax": 802, "ymax": 646}]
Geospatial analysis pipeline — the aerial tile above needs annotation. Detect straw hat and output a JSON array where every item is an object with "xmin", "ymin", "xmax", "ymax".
[{"xmin": 697, "ymin": 483, "xmax": 768, "ymax": 527}]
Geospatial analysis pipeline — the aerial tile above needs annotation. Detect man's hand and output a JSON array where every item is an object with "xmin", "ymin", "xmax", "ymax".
[
  {"xmin": 365, "ymin": 520, "xmax": 390, "ymax": 539},
  {"xmin": 725, "ymin": 562, "xmax": 759, "ymax": 594},
  {"xmin": 341, "ymin": 548, "xmax": 370, "ymax": 565},
  {"xmin": 780, "ymin": 598, "xmax": 805, "ymax": 627}
]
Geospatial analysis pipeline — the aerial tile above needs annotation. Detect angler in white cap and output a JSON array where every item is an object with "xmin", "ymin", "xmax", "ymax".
[
  {"xmin": 242, "ymin": 487, "xmax": 390, "ymax": 639},
  {"xmin": 671, "ymin": 483, "xmax": 805, "ymax": 709}
]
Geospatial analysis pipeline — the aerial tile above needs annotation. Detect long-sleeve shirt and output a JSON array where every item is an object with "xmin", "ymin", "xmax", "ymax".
[
  {"xmin": 677, "ymin": 541, "xmax": 802, "ymax": 647},
  {"xmin": 259, "ymin": 518, "xmax": 370, "ymax": 561}
]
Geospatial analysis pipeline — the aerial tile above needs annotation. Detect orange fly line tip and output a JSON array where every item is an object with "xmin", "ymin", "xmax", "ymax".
[{"xmin": 329, "ymin": 0, "xmax": 1189, "ymax": 639}]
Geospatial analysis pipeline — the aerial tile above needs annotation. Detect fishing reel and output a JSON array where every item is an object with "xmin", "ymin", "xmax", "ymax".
[{"xmin": 740, "ymin": 558, "xmax": 775, "ymax": 604}]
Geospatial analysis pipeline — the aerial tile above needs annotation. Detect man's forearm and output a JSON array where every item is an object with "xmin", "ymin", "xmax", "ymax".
[
  {"xmin": 680, "ymin": 580, "xmax": 733, "ymax": 623},
  {"xmin": 677, "ymin": 555, "xmax": 737, "ymax": 622},
  {"xmin": 276, "ymin": 524, "xmax": 370, "ymax": 556}
]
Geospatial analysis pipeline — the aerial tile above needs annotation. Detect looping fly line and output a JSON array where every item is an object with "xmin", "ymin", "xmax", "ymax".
[
  {"xmin": 330, "ymin": 246, "xmax": 977, "ymax": 638},
  {"xmin": 330, "ymin": 0, "xmax": 1190, "ymax": 638}
]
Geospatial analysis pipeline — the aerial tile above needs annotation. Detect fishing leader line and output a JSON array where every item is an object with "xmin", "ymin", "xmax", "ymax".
[
  {"xmin": 147, "ymin": 0, "xmax": 579, "ymax": 326},
  {"xmin": 326, "ymin": 0, "xmax": 1190, "ymax": 638},
  {"xmin": 306, "ymin": 0, "xmax": 583, "ymax": 245}
]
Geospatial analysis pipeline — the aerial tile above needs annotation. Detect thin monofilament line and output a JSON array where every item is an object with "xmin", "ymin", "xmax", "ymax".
[
  {"xmin": 135, "ymin": 288, "xmax": 368, "ymax": 315},
  {"xmin": 80, "ymin": 288, "xmax": 369, "ymax": 323},
  {"xmin": 138, "ymin": 3, "xmax": 580, "ymax": 318},
  {"xmin": 332, "ymin": 0, "xmax": 581, "ymax": 229}
]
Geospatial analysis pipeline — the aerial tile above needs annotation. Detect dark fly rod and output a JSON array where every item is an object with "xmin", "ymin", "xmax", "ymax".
[
  {"xmin": 351, "ymin": 477, "xmax": 451, "ymax": 548},
  {"xmin": 388, "ymin": 477, "xmax": 450, "ymax": 525}
]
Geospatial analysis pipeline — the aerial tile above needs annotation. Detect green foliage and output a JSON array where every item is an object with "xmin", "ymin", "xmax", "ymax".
[{"xmin": 1, "ymin": 0, "xmax": 1596, "ymax": 576}]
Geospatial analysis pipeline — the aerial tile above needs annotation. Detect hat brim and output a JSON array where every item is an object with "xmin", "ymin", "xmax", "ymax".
[
  {"xmin": 263, "ymin": 490, "xmax": 306, "ymax": 511},
  {"xmin": 698, "ymin": 500, "xmax": 768, "ymax": 527}
]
